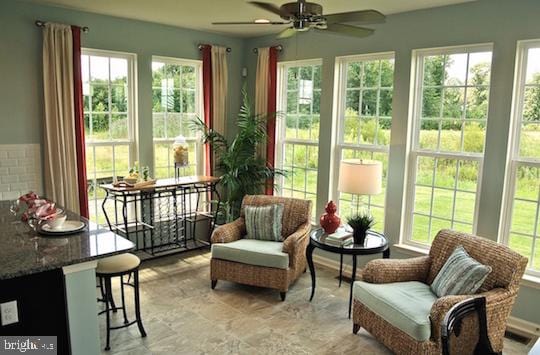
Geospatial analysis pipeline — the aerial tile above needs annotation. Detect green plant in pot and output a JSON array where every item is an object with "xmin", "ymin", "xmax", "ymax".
[
  {"xmin": 190, "ymin": 89, "xmax": 285, "ymax": 223},
  {"xmin": 347, "ymin": 212, "xmax": 375, "ymax": 245}
]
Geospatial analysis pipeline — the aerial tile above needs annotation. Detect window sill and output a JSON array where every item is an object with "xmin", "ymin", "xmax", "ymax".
[
  {"xmin": 393, "ymin": 243, "xmax": 429, "ymax": 256},
  {"xmin": 393, "ymin": 244, "xmax": 540, "ymax": 289}
]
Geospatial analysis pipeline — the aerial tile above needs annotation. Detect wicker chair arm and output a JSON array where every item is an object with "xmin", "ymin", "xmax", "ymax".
[
  {"xmin": 362, "ymin": 256, "xmax": 431, "ymax": 284},
  {"xmin": 210, "ymin": 217, "xmax": 246, "ymax": 244},
  {"xmin": 282, "ymin": 221, "xmax": 311, "ymax": 267},
  {"xmin": 430, "ymin": 288, "xmax": 512, "ymax": 343}
]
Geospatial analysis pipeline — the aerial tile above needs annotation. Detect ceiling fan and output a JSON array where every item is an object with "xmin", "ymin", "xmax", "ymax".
[{"xmin": 212, "ymin": 0, "xmax": 385, "ymax": 38}]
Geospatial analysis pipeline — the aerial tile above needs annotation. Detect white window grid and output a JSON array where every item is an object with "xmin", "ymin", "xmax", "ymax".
[
  {"xmin": 404, "ymin": 44, "xmax": 493, "ymax": 248},
  {"xmin": 82, "ymin": 49, "xmax": 137, "ymax": 225},
  {"xmin": 331, "ymin": 53, "xmax": 395, "ymax": 229},
  {"xmin": 151, "ymin": 56, "xmax": 203, "ymax": 179},
  {"xmin": 501, "ymin": 40, "xmax": 540, "ymax": 275},
  {"xmin": 276, "ymin": 59, "xmax": 322, "ymax": 218}
]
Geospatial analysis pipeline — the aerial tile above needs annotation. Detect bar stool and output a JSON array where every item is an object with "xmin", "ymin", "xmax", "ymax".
[{"xmin": 96, "ymin": 253, "xmax": 147, "ymax": 351}]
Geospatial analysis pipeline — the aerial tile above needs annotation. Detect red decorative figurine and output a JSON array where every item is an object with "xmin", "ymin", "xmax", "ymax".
[{"xmin": 320, "ymin": 200, "xmax": 341, "ymax": 234}]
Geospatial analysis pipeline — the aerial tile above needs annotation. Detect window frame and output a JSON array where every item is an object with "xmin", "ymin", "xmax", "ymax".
[
  {"xmin": 82, "ymin": 48, "xmax": 137, "ymax": 225},
  {"xmin": 275, "ymin": 59, "xmax": 322, "ymax": 218},
  {"xmin": 151, "ymin": 55, "xmax": 204, "ymax": 178},
  {"xmin": 501, "ymin": 39, "xmax": 540, "ymax": 276},
  {"xmin": 403, "ymin": 43, "xmax": 493, "ymax": 249},
  {"xmin": 331, "ymin": 52, "xmax": 395, "ymax": 231}
]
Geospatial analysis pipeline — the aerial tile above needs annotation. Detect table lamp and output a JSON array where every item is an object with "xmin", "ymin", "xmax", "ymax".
[
  {"xmin": 338, "ymin": 159, "xmax": 383, "ymax": 242},
  {"xmin": 338, "ymin": 159, "xmax": 382, "ymax": 196}
]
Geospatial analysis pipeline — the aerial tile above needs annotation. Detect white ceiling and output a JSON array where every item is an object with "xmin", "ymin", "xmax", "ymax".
[{"xmin": 24, "ymin": 0, "xmax": 475, "ymax": 37}]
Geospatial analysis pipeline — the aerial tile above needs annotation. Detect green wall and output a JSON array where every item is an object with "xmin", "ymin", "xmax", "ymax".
[
  {"xmin": 245, "ymin": 0, "xmax": 540, "ymax": 325},
  {"xmin": 0, "ymin": 0, "xmax": 245, "ymax": 172}
]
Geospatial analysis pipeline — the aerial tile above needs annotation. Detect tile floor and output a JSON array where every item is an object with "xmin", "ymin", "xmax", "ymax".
[{"xmin": 99, "ymin": 250, "xmax": 534, "ymax": 354}]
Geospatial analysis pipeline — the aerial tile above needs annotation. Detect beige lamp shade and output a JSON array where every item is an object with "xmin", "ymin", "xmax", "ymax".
[{"xmin": 338, "ymin": 159, "xmax": 382, "ymax": 195}]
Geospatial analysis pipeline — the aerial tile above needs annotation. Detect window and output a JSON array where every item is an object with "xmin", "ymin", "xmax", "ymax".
[
  {"xmin": 333, "ymin": 53, "xmax": 395, "ymax": 230},
  {"xmin": 152, "ymin": 57, "xmax": 203, "ymax": 178},
  {"xmin": 502, "ymin": 40, "xmax": 540, "ymax": 274},
  {"xmin": 82, "ymin": 49, "xmax": 136, "ymax": 224},
  {"xmin": 405, "ymin": 45, "xmax": 493, "ymax": 246},
  {"xmin": 276, "ymin": 60, "xmax": 322, "ymax": 217}
]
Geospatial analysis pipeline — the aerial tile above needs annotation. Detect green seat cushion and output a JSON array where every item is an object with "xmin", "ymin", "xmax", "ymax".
[
  {"xmin": 211, "ymin": 239, "xmax": 289, "ymax": 270},
  {"xmin": 353, "ymin": 281, "xmax": 438, "ymax": 341}
]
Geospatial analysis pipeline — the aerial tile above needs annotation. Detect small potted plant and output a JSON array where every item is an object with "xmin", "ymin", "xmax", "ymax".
[{"xmin": 347, "ymin": 212, "xmax": 375, "ymax": 245}]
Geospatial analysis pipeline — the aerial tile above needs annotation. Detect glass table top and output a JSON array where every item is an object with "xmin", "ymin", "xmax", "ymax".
[{"xmin": 310, "ymin": 226, "xmax": 388, "ymax": 251}]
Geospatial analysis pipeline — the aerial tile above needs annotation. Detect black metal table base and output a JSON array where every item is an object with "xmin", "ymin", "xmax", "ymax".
[
  {"xmin": 101, "ymin": 179, "xmax": 220, "ymax": 261},
  {"xmin": 306, "ymin": 229, "xmax": 390, "ymax": 319}
]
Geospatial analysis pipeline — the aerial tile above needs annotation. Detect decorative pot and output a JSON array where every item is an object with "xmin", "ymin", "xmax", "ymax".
[
  {"xmin": 320, "ymin": 201, "xmax": 340, "ymax": 234},
  {"xmin": 353, "ymin": 229, "xmax": 368, "ymax": 245}
]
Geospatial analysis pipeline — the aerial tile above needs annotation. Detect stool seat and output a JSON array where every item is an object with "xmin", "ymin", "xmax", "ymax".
[{"xmin": 97, "ymin": 253, "xmax": 140, "ymax": 274}]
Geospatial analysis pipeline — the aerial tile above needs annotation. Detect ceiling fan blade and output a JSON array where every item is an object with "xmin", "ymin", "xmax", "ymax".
[
  {"xmin": 321, "ymin": 24, "xmax": 374, "ymax": 38},
  {"xmin": 249, "ymin": 1, "xmax": 292, "ymax": 18},
  {"xmin": 212, "ymin": 21, "xmax": 290, "ymax": 25},
  {"xmin": 325, "ymin": 10, "xmax": 385, "ymax": 25},
  {"xmin": 277, "ymin": 27, "xmax": 297, "ymax": 39}
]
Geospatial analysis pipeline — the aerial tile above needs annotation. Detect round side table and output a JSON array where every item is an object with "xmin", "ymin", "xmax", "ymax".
[{"xmin": 306, "ymin": 227, "xmax": 390, "ymax": 318}]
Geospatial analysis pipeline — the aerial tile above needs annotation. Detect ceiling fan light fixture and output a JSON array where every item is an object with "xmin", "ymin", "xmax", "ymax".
[{"xmin": 254, "ymin": 18, "xmax": 271, "ymax": 23}]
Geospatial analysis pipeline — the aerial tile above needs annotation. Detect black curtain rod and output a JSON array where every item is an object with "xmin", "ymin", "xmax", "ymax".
[
  {"xmin": 35, "ymin": 20, "xmax": 89, "ymax": 33},
  {"xmin": 253, "ymin": 45, "xmax": 283, "ymax": 54},
  {"xmin": 198, "ymin": 44, "xmax": 232, "ymax": 52}
]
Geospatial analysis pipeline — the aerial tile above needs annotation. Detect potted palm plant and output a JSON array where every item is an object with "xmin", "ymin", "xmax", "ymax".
[
  {"xmin": 190, "ymin": 89, "xmax": 285, "ymax": 223},
  {"xmin": 347, "ymin": 212, "xmax": 375, "ymax": 245}
]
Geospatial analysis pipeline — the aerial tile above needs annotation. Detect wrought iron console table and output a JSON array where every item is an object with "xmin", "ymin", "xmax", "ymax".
[{"xmin": 100, "ymin": 176, "xmax": 220, "ymax": 260}]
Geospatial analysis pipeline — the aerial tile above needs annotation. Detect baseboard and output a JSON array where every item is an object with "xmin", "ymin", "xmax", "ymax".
[
  {"xmin": 312, "ymin": 254, "xmax": 540, "ymax": 339},
  {"xmin": 507, "ymin": 316, "xmax": 540, "ymax": 339}
]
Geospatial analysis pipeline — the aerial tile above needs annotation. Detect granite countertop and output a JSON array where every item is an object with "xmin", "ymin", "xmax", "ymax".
[{"xmin": 0, "ymin": 201, "xmax": 134, "ymax": 280}]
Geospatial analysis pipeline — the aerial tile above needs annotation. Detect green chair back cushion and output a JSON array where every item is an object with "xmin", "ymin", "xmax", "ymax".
[
  {"xmin": 244, "ymin": 204, "xmax": 284, "ymax": 241},
  {"xmin": 431, "ymin": 245, "xmax": 492, "ymax": 297},
  {"xmin": 354, "ymin": 281, "xmax": 438, "ymax": 341}
]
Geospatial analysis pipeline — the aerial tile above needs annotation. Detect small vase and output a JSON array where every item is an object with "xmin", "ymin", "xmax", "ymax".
[
  {"xmin": 320, "ymin": 201, "xmax": 341, "ymax": 234},
  {"xmin": 353, "ymin": 229, "xmax": 368, "ymax": 245}
]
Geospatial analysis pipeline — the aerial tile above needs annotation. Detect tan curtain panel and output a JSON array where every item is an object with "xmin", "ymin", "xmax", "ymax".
[
  {"xmin": 211, "ymin": 46, "xmax": 228, "ymax": 136},
  {"xmin": 42, "ymin": 23, "xmax": 80, "ymax": 213},
  {"xmin": 255, "ymin": 47, "xmax": 270, "ymax": 158}
]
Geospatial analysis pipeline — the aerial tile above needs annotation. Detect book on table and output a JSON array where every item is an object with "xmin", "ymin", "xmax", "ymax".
[
  {"xmin": 325, "ymin": 237, "xmax": 353, "ymax": 247},
  {"xmin": 324, "ymin": 230, "xmax": 353, "ymax": 247},
  {"xmin": 326, "ymin": 230, "xmax": 352, "ymax": 241}
]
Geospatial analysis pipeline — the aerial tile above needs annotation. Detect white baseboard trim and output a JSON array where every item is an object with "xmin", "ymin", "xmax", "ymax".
[
  {"xmin": 312, "ymin": 254, "xmax": 540, "ymax": 339},
  {"xmin": 507, "ymin": 316, "xmax": 540, "ymax": 338}
]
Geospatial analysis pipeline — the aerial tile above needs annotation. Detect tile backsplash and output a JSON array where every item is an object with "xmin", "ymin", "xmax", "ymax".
[{"xmin": 0, "ymin": 144, "xmax": 42, "ymax": 200}]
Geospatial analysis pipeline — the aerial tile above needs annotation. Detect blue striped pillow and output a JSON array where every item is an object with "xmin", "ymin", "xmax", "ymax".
[
  {"xmin": 244, "ymin": 204, "xmax": 284, "ymax": 242},
  {"xmin": 431, "ymin": 245, "xmax": 492, "ymax": 297}
]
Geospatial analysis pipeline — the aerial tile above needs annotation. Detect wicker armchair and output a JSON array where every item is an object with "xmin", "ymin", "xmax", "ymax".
[
  {"xmin": 210, "ymin": 195, "xmax": 312, "ymax": 301},
  {"xmin": 353, "ymin": 229, "xmax": 528, "ymax": 355}
]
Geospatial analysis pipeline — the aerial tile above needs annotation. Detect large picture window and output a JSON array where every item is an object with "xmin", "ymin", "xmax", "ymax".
[
  {"xmin": 405, "ymin": 45, "xmax": 493, "ymax": 246},
  {"xmin": 502, "ymin": 40, "xmax": 540, "ymax": 274},
  {"xmin": 333, "ymin": 53, "xmax": 395, "ymax": 230},
  {"xmin": 276, "ymin": 60, "xmax": 322, "ymax": 217},
  {"xmin": 152, "ymin": 57, "xmax": 203, "ymax": 178},
  {"xmin": 82, "ymin": 49, "xmax": 136, "ymax": 224}
]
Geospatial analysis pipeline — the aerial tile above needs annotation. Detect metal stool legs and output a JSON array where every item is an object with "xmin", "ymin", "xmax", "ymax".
[
  {"xmin": 133, "ymin": 270, "xmax": 147, "ymax": 337},
  {"xmin": 99, "ymin": 269, "xmax": 147, "ymax": 351}
]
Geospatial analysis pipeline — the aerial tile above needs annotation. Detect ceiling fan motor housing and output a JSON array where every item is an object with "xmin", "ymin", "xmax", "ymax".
[{"xmin": 281, "ymin": 1, "xmax": 324, "ymax": 30}]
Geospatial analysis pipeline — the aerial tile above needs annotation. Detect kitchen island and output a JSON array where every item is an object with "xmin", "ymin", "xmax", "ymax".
[{"xmin": 0, "ymin": 201, "xmax": 134, "ymax": 355}]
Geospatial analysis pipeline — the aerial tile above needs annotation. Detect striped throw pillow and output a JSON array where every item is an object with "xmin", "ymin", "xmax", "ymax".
[
  {"xmin": 244, "ymin": 204, "xmax": 284, "ymax": 242},
  {"xmin": 431, "ymin": 245, "xmax": 492, "ymax": 297}
]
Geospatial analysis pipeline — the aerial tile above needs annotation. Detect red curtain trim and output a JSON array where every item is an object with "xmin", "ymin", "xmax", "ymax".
[
  {"xmin": 265, "ymin": 46, "xmax": 278, "ymax": 195},
  {"xmin": 71, "ymin": 26, "xmax": 89, "ymax": 218},
  {"xmin": 201, "ymin": 44, "xmax": 213, "ymax": 176}
]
